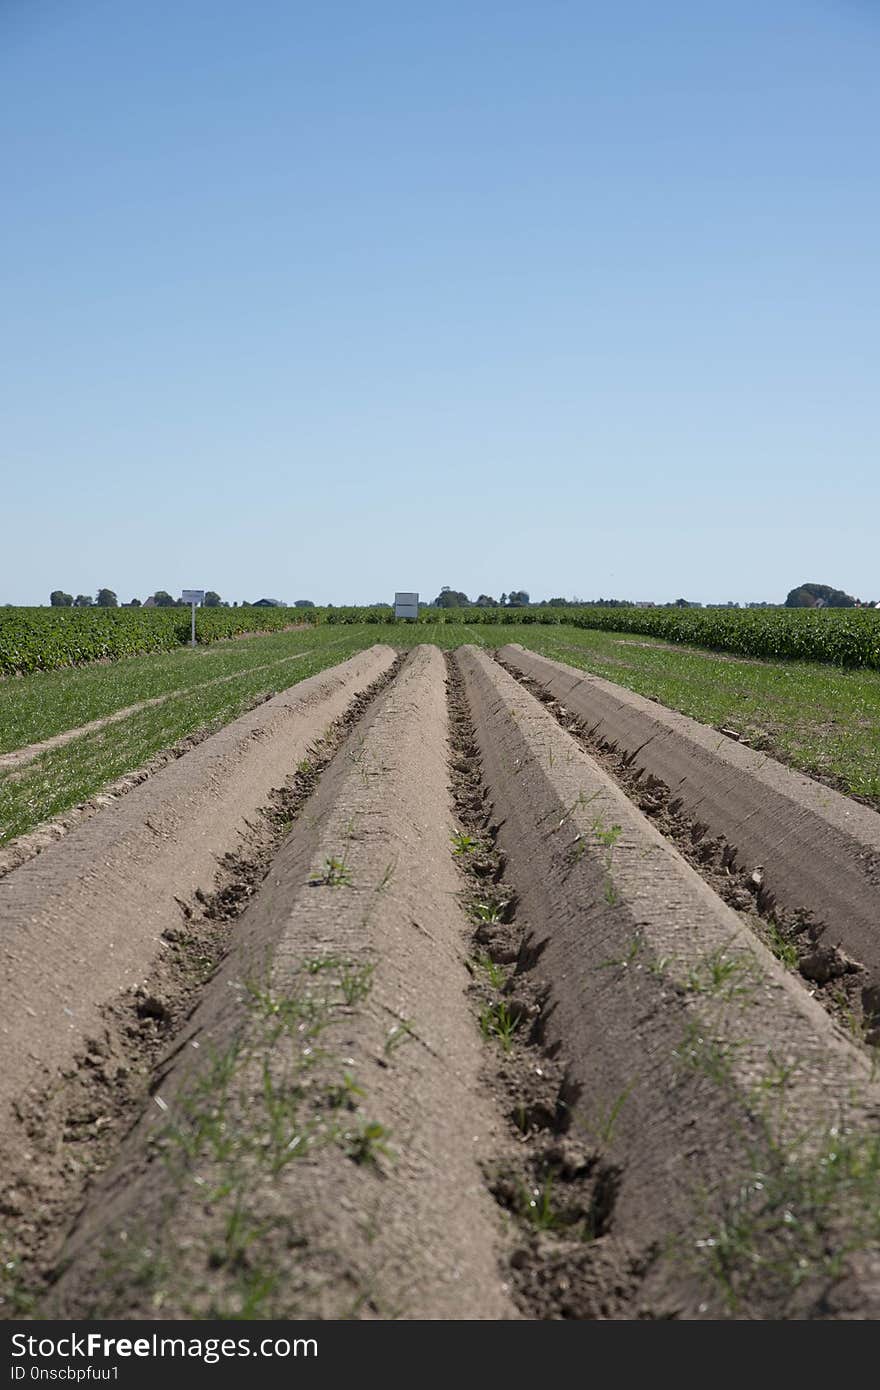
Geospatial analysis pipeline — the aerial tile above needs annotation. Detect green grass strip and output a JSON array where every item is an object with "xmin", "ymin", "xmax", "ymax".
[{"xmin": 0, "ymin": 633, "xmax": 374, "ymax": 844}]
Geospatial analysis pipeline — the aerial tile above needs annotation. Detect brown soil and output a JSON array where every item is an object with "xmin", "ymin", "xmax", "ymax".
[
  {"xmin": 544, "ymin": 641, "xmax": 880, "ymax": 813},
  {"xmin": 455, "ymin": 646, "xmax": 880, "ymax": 1318},
  {"xmin": 0, "ymin": 647, "xmax": 396, "ymax": 1176},
  {"xmin": 503, "ymin": 658, "xmax": 880, "ymax": 1048},
  {"xmin": 0, "ymin": 703, "xmax": 270, "ymax": 881},
  {"xmin": 45, "ymin": 648, "xmax": 515, "ymax": 1320},
  {"xmin": 0, "ymin": 657, "xmax": 401, "ymax": 1314},
  {"xmin": 3, "ymin": 643, "xmax": 880, "ymax": 1320},
  {"xmin": 445, "ymin": 655, "xmax": 644, "ymax": 1317},
  {"xmin": 499, "ymin": 644, "xmax": 880, "ymax": 1003}
]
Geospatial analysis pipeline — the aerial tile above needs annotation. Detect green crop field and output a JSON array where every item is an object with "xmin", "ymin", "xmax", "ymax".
[
  {"xmin": 0, "ymin": 627, "xmax": 365, "ymax": 845},
  {"xmin": 317, "ymin": 603, "xmax": 880, "ymax": 669},
  {"xmin": 3, "ymin": 602, "xmax": 880, "ymax": 678},
  {"xmin": 0, "ymin": 605, "xmax": 317, "ymax": 675},
  {"xmin": 489, "ymin": 625, "xmax": 880, "ymax": 805},
  {"xmin": 322, "ymin": 621, "xmax": 880, "ymax": 802},
  {"xmin": 2, "ymin": 614, "xmax": 879, "ymax": 850}
]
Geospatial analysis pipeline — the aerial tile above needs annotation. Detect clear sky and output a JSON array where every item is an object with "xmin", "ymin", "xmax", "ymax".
[{"xmin": 2, "ymin": 0, "xmax": 877, "ymax": 606}]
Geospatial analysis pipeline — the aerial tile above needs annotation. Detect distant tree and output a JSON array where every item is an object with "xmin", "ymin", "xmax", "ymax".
[
  {"xmin": 433, "ymin": 587, "xmax": 470, "ymax": 608},
  {"xmin": 294, "ymin": 599, "xmax": 315, "ymax": 608},
  {"xmin": 203, "ymin": 591, "xmax": 222, "ymax": 607},
  {"xmin": 151, "ymin": 590, "xmax": 176, "ymax": 607},
  {"xmin": 786, "ymin": 588, "xmax": 813, "ymax": 608},
  {"xmin": 50, "ymin": 590, "xmax": 73, "ymax": 607},
  {"xmin": 784, "ymin": 582, "xmax": 855, "ymax": 609},
  {"xmin": 129, "ymin": 597, "xmax": 142, "ymax": 607},
  {"xmin": 499, "ymin": 592, "xmax": 508, "ymax": 606},
  {"xmin": 474, "ymin": 594, "xmax": 497, "ymax": 607},
  {"xmin": 547, "ymin": 597, "xmax": 568, "ymax": 607},
  {"xmin": 96, "ymin": 588, "xmax": 118, "ymax": 607},
  {"xmin": 507, "ymin": 589, "xmax": 529, "ymax": 607},
  {"xmin": 73, "ymin": 594, "xmax": 93, "ymax": 607}
]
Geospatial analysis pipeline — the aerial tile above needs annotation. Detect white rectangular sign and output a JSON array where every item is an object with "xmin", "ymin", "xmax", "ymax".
[
  {"xmin": 394, "ymin": 591, "xmax": 419, "ymax": 619},
  {"xmin": 181, "ymin": 590, "xmax": 205, "ymax": 603}
]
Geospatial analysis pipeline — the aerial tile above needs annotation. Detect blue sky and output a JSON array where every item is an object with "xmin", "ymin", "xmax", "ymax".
[{"xmin": 2, "ymin": 0, "xmax": 877, "ymax": 606}]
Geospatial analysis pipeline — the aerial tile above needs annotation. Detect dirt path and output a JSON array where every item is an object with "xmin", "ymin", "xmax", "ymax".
[
  {"xmin": 3, "ymin": 642, "xmax": 880, "ymax": 1319},
  {"xmin": 0, "ymin": 649, "xmax": 319, "ymax": 773}
]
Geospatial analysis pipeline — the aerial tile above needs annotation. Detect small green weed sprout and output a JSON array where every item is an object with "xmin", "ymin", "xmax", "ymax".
[
  {"xmin": 310, "ymin": 856, "xmax": 352, "ymax": 887},
  {"xmin": 599, "ymin": 936, "xmax": 641, "ymax": 970},
  {"xmin": 376, "ymin": 860, "xmax": 396, "ymax": 892},
  {"xmin": 592, "ymin": 817, "xmax": 623, "ymax": 851},
  {"xmin": 603, "ymin": 877, "xmax": 620, "ymax": 907},
  {"xmin": 326, "ymin": 1072, "xmax": 365, "ymax": 1109},
  {"xmin": 470, "ymin": 899, "xmax": 505, "ymax": 924},
  {"xmin": 674, "ymin": 1021, "xmax": 736, "ymax": 1086},
  {"xmin": 450, "ymin": 830, "xmax": 478, "ymax": 855},
  {"xmin": 696, "ymin": 1128, "xmax": 880, "ymax": 1312},
  {"xmin": 475, "ymin": 953, "xmax": 508, "ymax": 990},
  {"xmin": 342, "ymin": 1120, "xmax": 393, "ymax": 1167},
  {"xmin": 521, "ymin": 1174, "xmax": 562, "ymax": 1231},
  {"xmin": 592, "ymin": 1083, "xmax": 633, "ymax": 1145},
  {"xmin": 338, "ymin": 962, "xmax": 375, "ymax": 1006},
  {"xmin": 384, "ymin": 1020, "xmax": 415, "ymax": 1056},
  {"xmin": 762, "ymin": 922, "xmax": 800, "ymax": 971},
  {"xmin": 685, "ymin": 945, "xmax": 756, "ymax": 1000},
  {"xmin": 479, "ymin": 1001, "xmax": 522, "ymax": 1052}
]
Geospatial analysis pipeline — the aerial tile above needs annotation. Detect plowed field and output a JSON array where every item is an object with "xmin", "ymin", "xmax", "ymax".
[{"xmin": 2, "ymin": 645, "xmax": 880, "ymax": 1320}]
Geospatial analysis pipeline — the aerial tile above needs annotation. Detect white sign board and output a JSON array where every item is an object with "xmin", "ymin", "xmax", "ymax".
[
  {"xmin": 394, "ymin": 591, "xmax": 419, "ymax": 620},
  {"xmin": 182, "ymin": 590, "xmax": 205, "ymax": 648}
]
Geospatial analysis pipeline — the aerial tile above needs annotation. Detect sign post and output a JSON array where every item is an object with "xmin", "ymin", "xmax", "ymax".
[
  {"xmin": 394, "ymin": 592, "xmax": 419, "ymax": 621},
  {"xmin": 181, "ymin": 590, "xmax": 206, "ymax": 648}
]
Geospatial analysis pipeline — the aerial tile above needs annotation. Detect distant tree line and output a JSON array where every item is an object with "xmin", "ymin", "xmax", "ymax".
[
  {"xmin": 432, "ymin": 587, "xmax": 532, "ymax": 608},
  {"xmin": 42, "ymin": 582, "xmax": 878, "ymax": 613},
  {"xmin": 50, "ymin": 588, "xmax": 225, "ymax": 608},
  {"xmin": 430, "ymin": 588, "xmax": 640, "ymax": 609},
  {"xmin": 49, "ymin": 590, "xmax": 316, "ymax": 609},
  {"xmin": 429, "ymin": 583, "xmax": 880, "ymax": 611}
]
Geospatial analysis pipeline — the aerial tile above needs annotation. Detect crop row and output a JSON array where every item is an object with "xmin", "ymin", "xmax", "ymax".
[
  {"xmin": 568, "ymin": 605, "xmax": 880, "ymax": 668},
  {"xmin": 319, "ymin": 603, "xmax": 880, "ymax": 668},
  {"xmin": 0, "ymin": 606, "xmax": 315, "ymax": 676},
  {"xmin": 4, "ymin": 602, "xmax": 880, "ymax": 676}
]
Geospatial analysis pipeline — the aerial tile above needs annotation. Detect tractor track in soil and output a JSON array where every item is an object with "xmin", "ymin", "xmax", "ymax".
[{"xmin": 2, "ymin": 643, "xmax": 880, "ymax": 1318}]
